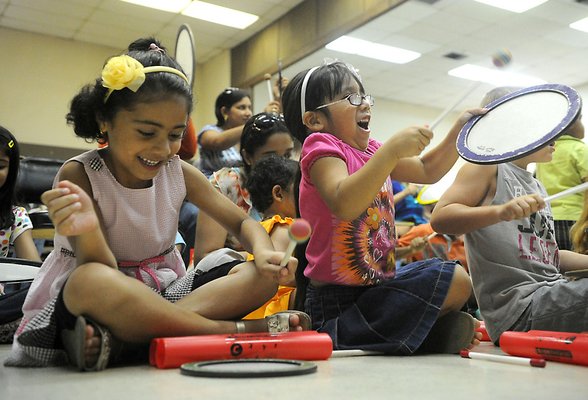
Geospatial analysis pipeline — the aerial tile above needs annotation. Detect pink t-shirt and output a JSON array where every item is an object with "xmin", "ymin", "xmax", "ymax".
[{"xmin": 299, "ymin": 132, "xmax": 396, "ymax": 286}]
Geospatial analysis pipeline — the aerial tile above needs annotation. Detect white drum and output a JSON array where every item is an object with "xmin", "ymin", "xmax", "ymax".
[{"xmin": 457, "ymin": 84, "xmax": 582, "ymax": 164}]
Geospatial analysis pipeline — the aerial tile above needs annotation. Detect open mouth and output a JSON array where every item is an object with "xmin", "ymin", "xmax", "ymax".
[
  {"xmin": 139, "ymin": 156, "xmax": 160, "ymax": 167},
  {"xmin": 358, "ymin": 120, "xmax": 370, "ymax": 130}
]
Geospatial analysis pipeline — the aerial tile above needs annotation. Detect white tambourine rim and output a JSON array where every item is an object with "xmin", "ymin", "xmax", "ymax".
[
  {"xmin": 174, "ymin": 24, "xmax": 196, "ymax": 90},
  {"xmin": 456, "ymin": 83, "xmax": 582, "ymax": 164}
]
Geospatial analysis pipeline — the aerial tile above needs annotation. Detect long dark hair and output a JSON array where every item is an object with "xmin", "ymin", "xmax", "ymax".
[
  {"xmin": 66, "ymin": 37, "xmax": 193, "ymax": 142},
  {"xmin": 0, "ymin": 126, "xmax": 20, "ymax": 229},
  {"xmin": 282, "ymin": 61, "xmax": 364, "ymax": 312},
  {"xmin": 214, "ymin": 88, "xmax": 251, "ymax": 127}
]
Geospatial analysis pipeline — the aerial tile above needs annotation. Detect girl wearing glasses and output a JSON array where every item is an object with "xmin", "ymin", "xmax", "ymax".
[
  {"xmin": 194, "ymin": 112, "xmax": 294, "ymax": 265},
  {"xmin": 282, "ymin": 61, "xmax": 485, "ymax": 355}
]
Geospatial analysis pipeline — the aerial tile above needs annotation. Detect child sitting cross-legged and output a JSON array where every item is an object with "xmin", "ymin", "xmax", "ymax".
[
  {"xmin": 6, "ymin": 38, "xmax": 309, "ymax": 372},
  {"xmin": 430, "ymin": 87, "xmax": 588, "ymax": 344},
  {"xmin": 243, "ymin": 154, "xmax": 301, "ymax": 318},
  {"xmin": 196, "ymin": 154, "xmax": 300, "ymax": 318}
]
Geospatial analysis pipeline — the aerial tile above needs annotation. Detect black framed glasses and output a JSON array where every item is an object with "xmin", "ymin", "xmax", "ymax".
[
  {"xmin": 251, "ymin": 113, "xmax": 285, "ymax": 132},
  {"xmin": 315, "ymin": 93, "xmax": 374, "ymax": 110}
]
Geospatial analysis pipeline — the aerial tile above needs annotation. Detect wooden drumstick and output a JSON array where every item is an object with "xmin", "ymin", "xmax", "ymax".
[
  {"xmin": 277, "ymin": 59, "xmax": 284, "ymax": 99},
  {"xmin": 544, "ymin": 182, "xmax": 588, "ymax": 202},
  {"xmin": 264, "ymin": 73, "xmax": 274, "ymax": 102},
  {"xmin": 430, "ymin": 82, "xmax": 481, "ymax": 130}
]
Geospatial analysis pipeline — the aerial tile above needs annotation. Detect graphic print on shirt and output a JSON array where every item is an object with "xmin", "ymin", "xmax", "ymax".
[
  {"xmin": 331, "ymin": 179, "xmax": 396, "ymax": 285},
  {"xmin": 511, "ymin": 182, "xmax": 559, "ymax": 267}
]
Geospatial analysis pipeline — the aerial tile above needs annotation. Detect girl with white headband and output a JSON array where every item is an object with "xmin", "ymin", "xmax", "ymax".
[
  {"xmin": 282, "ymin": 61, "xmax": 484, "ymax": 355},
  {"xmin": 6, "ymin": 38, "xmax": 309, "ymax": 372}
]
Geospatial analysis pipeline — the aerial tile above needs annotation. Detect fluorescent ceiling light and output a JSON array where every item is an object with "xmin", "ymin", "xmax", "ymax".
[
  {"xmin": 326, "ymin": 36, "xmax": 420, "ymax": 64},
  {"xmin": 473, "ymin": 0, "xmax": 548, "ymax": 13},
  {"xmin": 121, "ymin": 0, "xmax": 190, "ymax": 13},
  {"xmin": 570, "ymin": 17, "xmax": 588, "ymax": 33},
  {"xmin": 182, "ymin": 1, "xmax": 258, "ymax": 29},
  {"xmin": 448, "ymin": 64, "xmax": 546, "ymax": 86},
  {"xmin": 120, "ymin": 1, "xmax": 258, "ymax": 29}
]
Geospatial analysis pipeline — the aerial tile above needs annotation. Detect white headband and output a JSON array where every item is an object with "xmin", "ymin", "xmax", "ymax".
[{"xmin": 300, "ymin": 66, "xmax": 319, "ymax": 123}]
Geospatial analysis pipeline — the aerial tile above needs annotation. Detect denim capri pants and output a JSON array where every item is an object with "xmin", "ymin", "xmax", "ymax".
[{"xmin": 305, "ymin": 258, "xmax": 456, "ymax": 355}]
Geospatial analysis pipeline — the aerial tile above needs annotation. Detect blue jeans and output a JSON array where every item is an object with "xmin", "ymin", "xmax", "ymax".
[{"xmin": 305, "ymin": 258, "xmax": 456, "ymax": 355}]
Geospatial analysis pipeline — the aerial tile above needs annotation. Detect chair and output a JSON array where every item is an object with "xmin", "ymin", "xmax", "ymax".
[{"xmin": 15, "ymin": 157, "xmax": 64, "ymax": 248}]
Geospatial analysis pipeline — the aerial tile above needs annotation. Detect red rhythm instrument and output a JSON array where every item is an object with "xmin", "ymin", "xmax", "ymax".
[
  {"xmin": 476, "ymin": 321, "xmax": 491, "ymax": 342},
  {"xmin": 150, "ymin": 331, "xmax": 333, "ymax": 369},
  {"xmin": 500, "ymin": 330, "xmax": 588, "ymax": 367}
]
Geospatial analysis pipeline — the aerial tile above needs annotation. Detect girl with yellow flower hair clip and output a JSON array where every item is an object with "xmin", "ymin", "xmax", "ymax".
[
  {"xmin": 281, "ymin": 61, "xmax": 485, "ymax": 356},
  {"xmin": 7, "ymin": 38, "xmax": 309, "ymax": 372}
]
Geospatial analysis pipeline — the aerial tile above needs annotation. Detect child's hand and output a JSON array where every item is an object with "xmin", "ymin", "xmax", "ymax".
[
  {"xmin": 410, "ymin": 236, "xmax": 427, "ymax": 252},
  {"xmin": 456, "ymin": 108, "xmax": 488, "ymax": 126},
  {"xmin": 404, "ymin": 183, "xmax": 421, "ymax": 197},
  {"xmin": 273, "ymin": 77, "xmax": 288, "ymax": 100},
  {"xmin": 263, "ymin": 100, "xmax": 282, "ymax": 114},
  {"xmin": 497, "ymin": 194, "xmax": 545, "ymax": 222},
  {"xmin": 254, "ymin": 249, "xmax": 297, "ymax": 286},
  {"xmin": 41, "ymin": 180, "xmax": 99, "ymax": 237},
  {"xmin": 389, "ymin": 126, "xmax": 433, "ymax": 159}
]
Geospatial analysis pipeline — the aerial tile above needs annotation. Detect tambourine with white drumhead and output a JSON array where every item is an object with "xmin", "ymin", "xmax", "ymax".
[
  {"xmin": 174, "ymin": 24, "xmax": 196, "ymax": 90},
  {"xmin": 457, "ymin": 84, "xmax": 582, "ymax": 164}
]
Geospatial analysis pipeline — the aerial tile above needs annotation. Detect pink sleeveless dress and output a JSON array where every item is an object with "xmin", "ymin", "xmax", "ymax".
[{"xmin": 9, "ymin": 149, "xmax": 187, "ymax": 366}]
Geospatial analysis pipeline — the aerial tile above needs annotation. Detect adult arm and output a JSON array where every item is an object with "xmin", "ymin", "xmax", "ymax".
[{"xmin": 199, "ymin": 125, "xmax": 244, "ymax": 151}]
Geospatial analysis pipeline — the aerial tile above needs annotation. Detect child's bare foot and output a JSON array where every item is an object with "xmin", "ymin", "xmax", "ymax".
[
  {"xmin": 61, "ymin": 315, "xmax": 114, "ymax": 371},
  {"xmin": 466, "ymin": 319, "xmax": 483, "ymax": 350}
]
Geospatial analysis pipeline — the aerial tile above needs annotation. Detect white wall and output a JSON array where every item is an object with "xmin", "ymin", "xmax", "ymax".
[
  {"xmin": 0, "ymin": 27, "xmax": 230, "ymax": 156},
  {"xmin": 0, "ymin": 27, "xmax": 118, "ymax": 151}
]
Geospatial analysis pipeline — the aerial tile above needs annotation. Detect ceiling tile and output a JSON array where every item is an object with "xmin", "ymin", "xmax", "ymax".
[
  {"xmin": 4, "ymin": 4, "xmax": 83, "ymax": 30},
  {"xmin": 87, "ymin": 9, "xmax": 167, "ymax": 32},
  {"xmin": 0, "ymin": 16, "xmax": 74, "ymax": 39},
  {"xmin": 3, "ymin": 0, "xmax": 588, "ymax": 114},
  {"xmin": 6, "ymin": 0, "xmax": 95, "ymax": 18},
  {"xmin": 527, "ymin": 0, "xmax": 588, "ymax": 24}
]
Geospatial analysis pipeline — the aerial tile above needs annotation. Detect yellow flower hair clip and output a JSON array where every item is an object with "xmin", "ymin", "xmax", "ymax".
[{"xmin": 101, "ymin": 55, "xmax": 189, "ymax": 102}]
